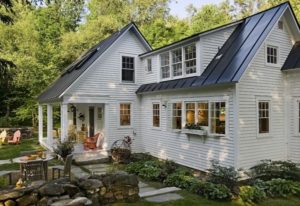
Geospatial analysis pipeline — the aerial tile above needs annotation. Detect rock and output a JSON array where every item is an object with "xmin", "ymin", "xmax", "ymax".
[
  {"xmin": 63, "ymin": 184, "xmax": 80, "ymax": 197},
  {"xmin": 39, "ymin": 183, "xmax": 65, "ymax": 196},
  {"xmin": 29, "ymin": 180, "xmax": 46, "ymax": 188},
  {"xmin": 0, "ymin": 190, "xmax": 24, "ymax": 201},
  {"xmin": 114, "ymin": 173, "xmax": 138, "ymax": 186},
  {"xmin": 103, "ymin": 192, "xmax": 114, "ymax": 199},
  {"xmin": 0, "ymin": 202, "xmax": 4, "ymax": 206},
  {"xmin": 37, "ymin": 197, "xmax": 47, "ymax": 206},
  {"xmin": 50, "ymin": 199, "xmax": 72, "ymax": 206},
  {"xmin": 4, "ymin": 200, "xmax": 16, "ymax": 206},
  {"xmin": 99, "ymin": 187, "xmax": 106, "ymax": 196},
  {"xmin": 58, "ymin": 195, "xmax": 70, "ymax": 200},
  {"xmin": 67, "ymin": 197, "xmax": 92, "ymax": 206},
  {"xmin": 16, "ymin": 193, "xmax": 38, "ymax": 206},
  {"xmin": 79, "ymin": 179, "xmax": 102, "ymax": 191},
  {"xmin": 73, "ymin": 192, "xmax": 85, "ymax": 198}
]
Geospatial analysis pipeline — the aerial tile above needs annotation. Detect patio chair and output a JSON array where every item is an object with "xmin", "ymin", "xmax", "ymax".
[
  {"xmin": 22, "ymin": 160, "xmax": 44, "ymax": 181},
  {"xmin": 52, "ymin": 154, "xmax": 73, "ymax": 180},
  {"xmin": 0, "ymin": 130, "xmax": 7, "ymax": 144},
  {"xmin": 84, "ymin": 133, "xmax": 104, "ymax": 150},
  {"xmin": 8, "ymin": 130, "xmax": 21, "ymax": 144}
]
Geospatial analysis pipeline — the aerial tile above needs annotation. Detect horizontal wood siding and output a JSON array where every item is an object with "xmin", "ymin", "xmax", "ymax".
[
  {"xmin": 140, "ymin": 86, "xmax": 236, "ymax": 171},
  {"xmin": 237, "ymin": 16, "xmax": 293, "ymax": 169},
  {"xmin": 66, "ymin": 30, "xmax": 148, "ymax": 152},
  {"xmin": 286, "ymin": 71, "xmax": 300, "ymax": 162}
]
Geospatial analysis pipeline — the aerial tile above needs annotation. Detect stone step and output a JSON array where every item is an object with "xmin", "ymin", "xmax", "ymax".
[
  {"xmin": 145, "ymin": 193, "xmax": 183, "ymax": 203},
  {"xmin": 73, "ymin": 157, "xmax": 109, "ymax": 165},
  {"xmin": 139, "ymin": 187, "xmax": 181, "ymax": 198},
  {"xmin": 139, "ymin": 186, "xmax": 156, "ymax": 194}
]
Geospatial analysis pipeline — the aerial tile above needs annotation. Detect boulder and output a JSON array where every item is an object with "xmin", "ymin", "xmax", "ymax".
[
  {"xmin": 50, "ymin": 199, "xmax": 72, "ymax": 206},
  {"xmin": 78, "ymin": 179, "xmax": 102, "ymax": 191},
  {"xmin": 0, "ymin": 191, "xmax": 24, "ymax": 202},
  {"xmin": 39, "ymin": 183, "xmax": 65, "ymax": 196},
  {"xmin": 16, "ymin": 193, "xmax": 38, "ymax": 206},
  {"xmin": 4, "ymin": 200, "xmax": 16, "ymax": 206},
  {"xmin": 63, "ymin": 184, "xmax": 80, "ymax": 197},
  {"xmin": 67, "ymin": 197, "xmax": 92, "ymax": 206},
  {"xmin": 37, "ymin": 197, "xmax": 47, "ymax": 206}
]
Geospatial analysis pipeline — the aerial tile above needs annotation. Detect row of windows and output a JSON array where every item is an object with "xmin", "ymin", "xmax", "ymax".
[
  {"xmin": 119, "ymin": 100, "xmax": 300, "ymax": 136},
  {"xmin": 160, "ymin": 44, "xmax": 197, "ymax": 79}
]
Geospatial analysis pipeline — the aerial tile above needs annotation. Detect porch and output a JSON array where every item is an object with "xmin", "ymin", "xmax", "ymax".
[{"xmin": 38, "ymin": 102, "xmax": 109, "ymax": 153}]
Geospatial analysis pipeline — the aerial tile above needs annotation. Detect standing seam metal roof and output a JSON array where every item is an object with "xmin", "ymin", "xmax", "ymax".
[
  {"xmin": 282, "ymin": 41, "xmax": 300, "ymax": 70},
  {"xmin": 136, "ymin": 2, "xmax": 290, "ymax": 94}
]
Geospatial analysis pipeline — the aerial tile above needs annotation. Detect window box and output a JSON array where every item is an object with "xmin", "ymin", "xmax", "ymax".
[{"xmin": 181, "ymin": 128, "xmax": 207, "ymax": 136}]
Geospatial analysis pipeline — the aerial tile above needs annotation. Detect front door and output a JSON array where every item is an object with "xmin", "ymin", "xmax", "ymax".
[{"xmin": 89, "ymin": 107, "xmax": 95, "ymax": 136}]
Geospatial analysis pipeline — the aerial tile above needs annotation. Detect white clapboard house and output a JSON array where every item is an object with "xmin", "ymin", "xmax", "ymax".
[{"xmin": 38, "ymin": 2, "xmax": 300, "ymax": 171}]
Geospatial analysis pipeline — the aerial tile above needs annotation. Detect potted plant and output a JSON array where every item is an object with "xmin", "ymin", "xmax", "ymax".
[
  {"xmin": 182, "ymin": 123, "xmax": 208, "ymax": 136},
  {"xmin": 53, "ymin": 140, "xmax": 74, "ymax": 161},
  {"xmin": 110, "ymin": 136, "xmax": 133, "ymax": 164}
]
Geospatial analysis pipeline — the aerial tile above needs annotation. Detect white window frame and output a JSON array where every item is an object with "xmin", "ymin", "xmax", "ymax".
[
  {"xmin": 118, "ymin": 102, "xmax": 132, "ymax": 128},
  {"xmin": 184, "ymin": 44, "xmax": 197, "ymax": 76},
  {"xmin": 147, "ymin": 58, "xmax": 152, "ymax": 73},
  {"xmin": 209, "ymin": 101, "xmax": 227, "ymax": 136},
  {"xmin": 120, "ymin": 54, "xmax": 136, "ymax": 84},
  {"xmin": 171, "ymin": 48, "xmax": 183, "ymax": 77},
  {"xmin": 265, "ymin": 44, "xmax": 280, "ymax": 67},
  {"xmin": 160, "ymin": 52, "xmax": 171, "ymax": 80},
  {"xmin": 152, "ymin": 102, "xmax": 161, "ymax": 129},
  {"xmin": 256, "ymin": 97, "xmax": 272, "ymax": 138},
  {"xmin": 172, "ymin": 102, "xmax": 182, "ymax": 131},
  {"xmin": 295, "ymin": 99, "xmax": 300, "ymax": 136}
]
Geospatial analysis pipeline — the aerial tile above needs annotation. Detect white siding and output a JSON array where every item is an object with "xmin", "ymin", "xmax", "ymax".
[
  {"xmin": 286, "ymin": 71, "xmax": 300, "ymax": 162},
  {"xmin": 140, "ymin": 86, "xmax": 236, "ymax": 171},
  {"xmin": 237, "ymin": 16, "xmax": 293, "ymax": 169},
  {"xmin": 66, "ymin": 30, "xmax": 148, "ymax": 152}
]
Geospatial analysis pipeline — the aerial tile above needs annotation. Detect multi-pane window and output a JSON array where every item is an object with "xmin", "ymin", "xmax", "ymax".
[
  {"xmin": 153, "ymin": 103, "xmax": 160, "ymax": 127},
  {"xmin": 122, "ymin": 56, "xmax": 134, "ymax": 82},
  {"xmin": 298, "ymin": 102, "xmax": 300, "ymax": 133},
  {"xmin": 266, "ymin": 46, "xmax": 278, "ymax": 65},
  {"xmin": 147, "ymin": 58, "xmax": 152, "ymax": 72},
  {"xmin": 172, "ymin": 103, "xmax": 182, "ymax": 129},
  {"xmin": 258, "ymin": 101, "xmax": 270, "ymax": 134},
  {"xmin": 198, "ymin": 102, "xmax": 208, "ymax": 126},
  {"xmin": 185, "ymin": 45, "xmax": 196, "ymax": 74},
  {"xmin": 185, "ymin": 103, "xmax": 195, "ymax": 124},
  {"xmin": 210, "ymin": 102, "xmax": 226, "ymax": 134},
  {"xmin": 120, "ymin": 103, "xmax": 131, "ymax": 126},
  {"xmin": 172, "ymin": 49, "xmax": 182, "ymax": 77},
  {"xmin": 161, "ymin": 53, "xmax": 170, "ymax": 79}
]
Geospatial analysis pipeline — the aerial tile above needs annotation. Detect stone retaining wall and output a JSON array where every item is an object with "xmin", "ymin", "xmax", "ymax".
[
  {"xmin": 0, "ymin": 127, "xmax": 33, "ymax": 139},
  {"xmin": 0, "ymin": 172, "xmax": 139, "ymax": 206}
]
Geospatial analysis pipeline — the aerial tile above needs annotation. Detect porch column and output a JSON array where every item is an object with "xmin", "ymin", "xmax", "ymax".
[
  {"xmin": 38, "ymin": 104, "xmax": 43, "ymax": 142},
  {"xmin": 46, "ymin": 104, "xmax": 53, "ymax": 145},
  {"xmin": 60, "ymin": 103, "xmax": 68, "ymax": 142}
]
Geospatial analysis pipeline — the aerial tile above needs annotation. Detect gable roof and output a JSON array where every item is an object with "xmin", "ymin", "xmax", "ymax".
[
  {"xmin": 38, "ymin": 23, "xmax": 151, "ymax": 103},
  {"xmin": 137, "ymin": 2, "xmax": 292, "ymax": 94},
  {"xmin": 282, "ymin": 41, "xmax": 300, "ymax": 70}
]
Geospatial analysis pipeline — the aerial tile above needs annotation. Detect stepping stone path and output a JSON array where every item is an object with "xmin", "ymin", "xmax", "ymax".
[{"xmin": 145, "ymin": 193, "xmax": 183, "ymax": 203}]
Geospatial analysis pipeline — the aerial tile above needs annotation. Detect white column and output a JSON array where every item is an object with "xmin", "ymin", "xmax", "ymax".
[
  {"xmin": 60, "ymin": 103, "xmax": 68, "ymax": 142},
  {"xmin": 104, "ymin": 103, "xmax": 109, "ymax": 149},
  {"xmin": 47, "ymin": 104, "xmax": 53, "ymax": 145},
  {"xmin": 38, "ymin": 104, "xmax": 43, "ymax": 142}
]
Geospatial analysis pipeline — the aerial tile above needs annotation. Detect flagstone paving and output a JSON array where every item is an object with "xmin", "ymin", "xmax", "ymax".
[{"xmin": 145, "ymin": 193, "xmax": 183, "ymax": 203}]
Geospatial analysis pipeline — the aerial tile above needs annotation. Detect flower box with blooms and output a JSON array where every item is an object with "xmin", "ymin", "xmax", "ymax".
[{"xmin": 182, "ymin": 123, "xmax": 208, "ymax": 136}]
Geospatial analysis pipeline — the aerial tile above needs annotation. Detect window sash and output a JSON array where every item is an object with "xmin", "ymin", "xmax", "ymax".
[
  {"xmin": 147, "ymin": 59, "xmax": 152, "ymax": 72},
  {"xmin": 184, "ymin": 45, "xmax": 196, "ymax": 74},
  {"xmin": 266, "ymin": 46, "xmax": 278, "ymax": 64},
  {"xmin": 172, "ymin": 103, "xmax": 182, "ymax": 129},
  {"xmin": 298, "ymin": 102, "xmax": 300, "ymax": 134},
  {"xmin": 185, "ymin": 103, "xmax": 195, "ymax": 124},
  {"xmin": 172, "ymin": 49, "xmax": 182, "ymax": 77},
  {"xmin": 258, "ymin": 101, "xmax": 270, "ymax": 134},
  {"xmin": 210, "ymin": 102, "xmax": 226, "ymax": 134},
  {"xmin": 153, "ymin": 104, "xmax": 160, "ymax": 127},
  {"xmin": 120, "ymin": 103, "xmax": 131, "ymax": 126},
  {"xmin": 122, "ymin": 56, "xmax": 134, "ymax": 82},
  {"xmin": 161, "ymin": 53, "xmax": 170, "ymax": 79},
  {"xmin": 198, "ymin": 102, "xmax": 208, "ymax": 126}
]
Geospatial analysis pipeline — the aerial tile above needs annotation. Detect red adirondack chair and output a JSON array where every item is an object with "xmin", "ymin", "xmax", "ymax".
[{"xmin": 8, "ymin": 130, "xmax": 21, "ymax": 144}]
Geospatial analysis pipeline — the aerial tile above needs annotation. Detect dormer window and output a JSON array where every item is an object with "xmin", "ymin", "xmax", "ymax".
[
  {"xmin": 160, "ymin": 52, "xmax": 170, "ymax": 79},
  {"xmin": 172, "ymin": 48, "xmax": 182, "ymax": 77},
  {"xmin": 266, "ymin": 45, "xmax": 279, "ymax": 65},
  {"xmin": 184, "ymin": 44, "xmax": 196, "ymax": 74}
]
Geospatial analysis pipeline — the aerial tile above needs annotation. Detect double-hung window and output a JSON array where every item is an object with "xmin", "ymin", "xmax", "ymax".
[
  {"xmin": 122, "ymin": 56, "xmax": 134, "ymax": 82},
  {"xmin": 160, "ymin": 52, "xmax": 170, "ymax": 79},
  {"xmin": 298, "ymin": 101, "xmax": 300, "ymax": 134},
  {"xmin": 120, "ymin": 103, "xmax": 131, "ymax": 126},
  {"xmin": 185, "ymin": 103, "xmax": 195, "ymax": 124},
  {"xmin": 210, "ymin": 102, "xmax": 226, "ymax": 135},
  {"xmin": 184, "ymin": 44, "xmax": 196, "ymax": 74},
  {"xmin": 172, "ymin": 103, "xmax": 182, "ymax": 129},
  {"xmin": 198, "ymin": 102, "xmax": 208, "ymax": 126},
  {"xmin": 258, "ymin": 101, "xmax": 270, "ymax": 134},
  {"xmin": 147, "ymin": 58, "xmax": 152, "ymax": 72},
  {"xmin": 153, "ymin": 103, "xmax": 160, "ymax": 127},
  {"xmin": 266, "ymin": 45, "xmax": 278, "ymax": 65},
  {"xmin": 172, "ymin": 48, "xmax": 182, "ymax": 77}
]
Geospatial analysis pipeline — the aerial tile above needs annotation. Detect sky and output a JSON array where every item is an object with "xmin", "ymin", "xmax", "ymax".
[{"xmin": 169, "ymin": 0, "xmax": 225, "ymax": 18}]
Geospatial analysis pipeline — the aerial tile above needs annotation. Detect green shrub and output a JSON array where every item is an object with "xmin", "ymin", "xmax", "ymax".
[
  {"xmin": 53, "ymin": 141, "xmax": 74, "ymax": 159},
  {"xmin": 164, "ymin": 173, "xmax": 197, "ymax": 189},
  {"xmin": 193, "ymin": 181, "xmax": 232, "ymax": 201},
  {"xmin": 263, "ymin": 178, "xmax": 300, "ymax": 198},
  {"xmin": 207, "ymin": 160, "xmax": 240, "ymax": 195},
  {"xmin": 0, "ymin": 176, "xmax": 8, "ymax": 188},
  {"xmin": 249, "ymin": 160, "xmax": 300, "ymax": 181},
  {"xmin": 130, "ymin": 153, "xmax": 155, "ymax": 162},
  {"xmin": 239, "ymin": 185, "xmax": 266, "ymax": 204},
  {"xmin": 125, "ymin": 161, "xmax": 144, "ymax": 175}
]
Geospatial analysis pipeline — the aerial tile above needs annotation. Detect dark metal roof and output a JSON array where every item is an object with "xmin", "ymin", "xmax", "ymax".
[
  {"xmin": 38, "ymin": 23, "xmax": 151, "ymax": 103},
  {"xmin": 137, "ymin": 2, "xmax": 289, "ymax": 94},
  {"xmin": 282, "ymin": 41, "xmax": 300, "ymax": 70}
]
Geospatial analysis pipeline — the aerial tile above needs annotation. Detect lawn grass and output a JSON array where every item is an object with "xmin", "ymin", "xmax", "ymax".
[
  {"xmin": 0, "ymin": 137, "xmax": 43, "ymax": 160},
  {"xmin": 112, "ymin": 191, "xmax": 300, "ymax": 206}
]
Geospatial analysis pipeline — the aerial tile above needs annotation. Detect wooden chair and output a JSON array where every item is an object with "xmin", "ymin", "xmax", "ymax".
[
  {"xmin": 8, "ymin": 130, "xmax": 21, "ymax": 144},
  {"xmin": 22, "ymin": 160, "xmax": 44, "ymax": 181},
  {"xmin": 0, "ymin": 130, "xmax": 7, "ymax": 144},
  {"xmin": 84, "ymin": 133, "xmax": 103, "ymax": 150},
  {"xmin": 52, "ymin": 154, "xmax": 73, "ymax": 180}
]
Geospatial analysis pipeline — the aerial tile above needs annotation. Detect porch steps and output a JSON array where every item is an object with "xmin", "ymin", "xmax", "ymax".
[
  {"xmin": 73, "ymin": 152, "xmax": 109, "ymax": 166},
  {"xmin": 139, "ymin": 187, "xmax": 181, "ymax": 198}
]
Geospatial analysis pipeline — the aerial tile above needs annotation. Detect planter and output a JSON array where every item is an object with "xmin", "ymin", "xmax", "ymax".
[
  {"xmin": 181, "ymin": 129, "xmax": 207, "ymax": 136},
  {"xmin": 111, "ymin": 148, "xmax": 131, "ymax": 164}
]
